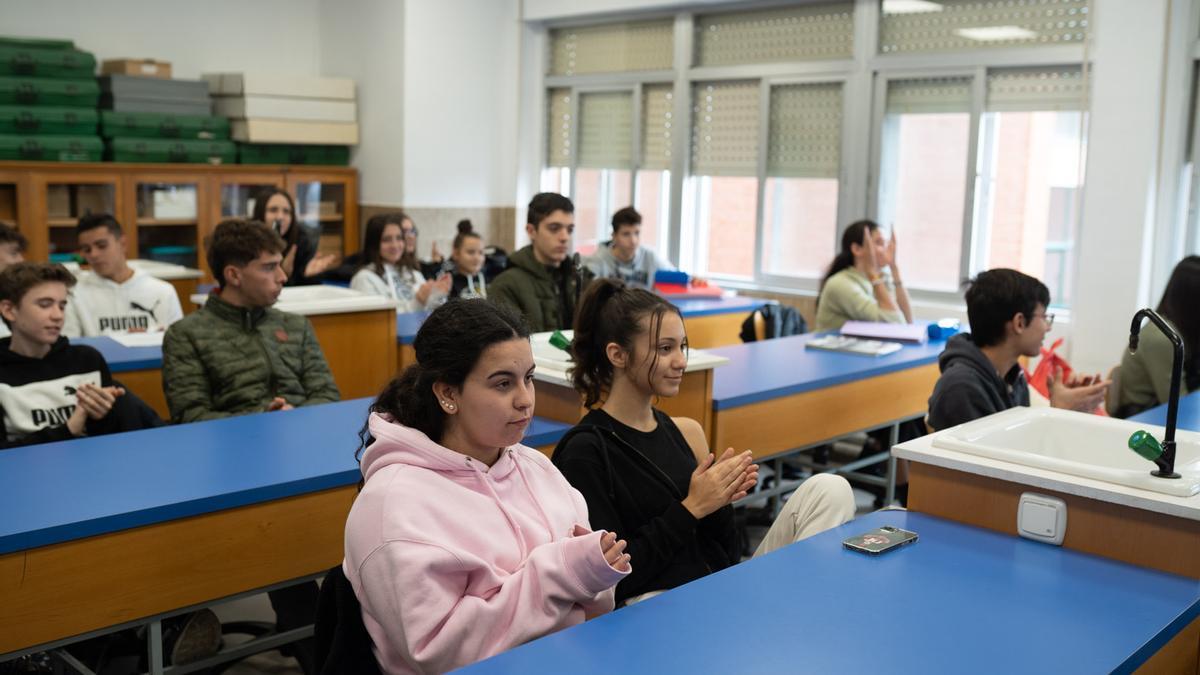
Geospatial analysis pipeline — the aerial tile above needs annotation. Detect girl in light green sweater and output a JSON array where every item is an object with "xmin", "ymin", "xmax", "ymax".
[
  {"xmin": 1114, "ymin": 256, "xmax": 1199, "ymax": 418},
  {"xmin": 815, "ymin": 220, "xmax": 913, "ymax": 332}
]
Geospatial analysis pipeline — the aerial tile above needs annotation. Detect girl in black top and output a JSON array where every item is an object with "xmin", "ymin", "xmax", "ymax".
[
  {"xmin": 554, "ymin": 279, "xmax": 856, "ymax": 605},
  {"xmin": 441, "ymin": 219, "xmax": 488, "ymax": 300},
  {"xmin": 252, "ymin": 188, "xmax": 338, "ymax": 286}
]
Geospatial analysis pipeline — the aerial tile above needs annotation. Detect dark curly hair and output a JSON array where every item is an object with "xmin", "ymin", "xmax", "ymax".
[
  {"xmin": 206, "ymin": 218, "xmax": 286, "ymax": 289},
  {"xmin": 570, "ymin": 278, "xmax": 684, "ymax": 408},
  {"xmin": 357, "ymin": 299, "xmax": 530, "ymax": 460}
]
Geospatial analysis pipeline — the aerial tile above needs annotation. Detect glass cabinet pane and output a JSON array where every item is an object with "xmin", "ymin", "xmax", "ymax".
[
  {"xmin": 293, "ymin": 181, "xmax": 346, "ymax": 258},
  {"xmin": 136, "ymin": 182, "xmax": 200, "ymax": 268},
  {"xmin": 46, "ymin": 182, "xmax": 116, "ymax": 260}
]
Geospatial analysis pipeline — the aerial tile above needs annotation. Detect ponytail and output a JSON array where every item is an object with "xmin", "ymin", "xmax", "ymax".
[{"xmin": 571, "ymin": 278, "xmax": 682, "ymax": 408}]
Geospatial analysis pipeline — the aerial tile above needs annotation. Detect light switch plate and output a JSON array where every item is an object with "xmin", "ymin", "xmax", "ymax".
[{"xmin": 1018, "ymin": 493, "xmax": 1067, "ymax": 545}]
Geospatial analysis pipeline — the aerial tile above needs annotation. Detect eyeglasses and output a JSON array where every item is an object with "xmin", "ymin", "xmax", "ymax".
[{"xmin": 1033, "ymin": 312, "xmax": 1056, "ymax": 328}]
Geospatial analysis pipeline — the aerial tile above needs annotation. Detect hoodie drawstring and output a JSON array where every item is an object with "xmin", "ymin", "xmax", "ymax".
[{"xmin": 470, "ymin": 451, "xmax": 539, "ymax": 560}]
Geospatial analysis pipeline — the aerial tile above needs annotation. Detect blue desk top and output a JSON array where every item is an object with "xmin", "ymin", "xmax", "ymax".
[
  {"xmin": 395, "ymin": 297, "xmax": 765, "ymax": 345},
  {"xmin": 709, "ymin": 333, "xmax": 946, "ymax": 410},
  {"xmin": 1129, "ymin": 391, "xmax": 1200, "ymax": 432},
  {"xmin": 464, "ymin": 510, "xmax": 1200, "ymax": 675},
  {"xmin": 74, "ymin": 335, "xmax": 163, "ymax": 372},
  {"xmin": 669, "ymin": 295, "xmax": 766, "ymax": 318},
  {"xmin": 396, "ymin": 311, "xmax": 430, "ymax": 345},
  {"xmin": 0, "ymin": 399, "xmax": 571, "ymax": 555}
]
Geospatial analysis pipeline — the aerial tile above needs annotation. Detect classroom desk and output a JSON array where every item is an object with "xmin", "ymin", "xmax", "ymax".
[
  {"xmin": 1129, "ymin": 390, "xmax": 1200, "ymax": 430},
  {"xmin": 74, "ymin": 303, "xmax": 396, "ymax": 420},
  {"xmin": 671, "ymin": 295, "xmax": 765, "ymax": 349},
  {"xmin": 75, "ymin": 335, "xmax": 170, "ymax": 419},
  {"xmin": 707, "ymin": 333, "xmax": 943, "ymax": 461},
  {"xmin": 0, "ymin": 399, "xmax": 570, "ymax": 665},
  {"xmin": 393, "ymin": 296, "xmax": 765, "ymax": 371},
  {"xmin": 463, "ymin": 510, "xmax": 1200, "ymax": 674}
]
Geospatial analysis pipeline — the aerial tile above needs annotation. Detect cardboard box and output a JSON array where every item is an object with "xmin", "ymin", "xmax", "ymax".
[
  {"xmin": 318, "ymin": 200, "xmax": 338, "ymax": 216},
  {"xmin": 213, "ymin": 95, "xmax": 357, "ymax": 122},
  {"xmin": 101, "ymin": 59, "xmax": 172, "ymax": 79},
  {"xmin": 231, "ymin": 119, "xmax": 358, "ymax": 145},
  {"xmin": 151, "ymin": 186, "xmax": 197, "ymax": 219},
  {"xmin": 46, "ymin": 184, "xmax": 69, "ymax": 217},
  {"xmin": 204, "ymin": 73, "xmax": 355, "ymax": 100}
]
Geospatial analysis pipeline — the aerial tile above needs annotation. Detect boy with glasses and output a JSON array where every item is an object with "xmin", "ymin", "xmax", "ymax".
[{"xmin": 927, "ymin": 268, "xmax": 1109, "ymax": 431}]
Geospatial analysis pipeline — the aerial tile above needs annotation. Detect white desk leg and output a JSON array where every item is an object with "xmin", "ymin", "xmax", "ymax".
[
  {"xmin": 148, "ymin": 619, "xmax": 164, "ymax": 675},
  {"xmin": 885, "ymin": 424, "xmax": 899, "ymax": 505}
]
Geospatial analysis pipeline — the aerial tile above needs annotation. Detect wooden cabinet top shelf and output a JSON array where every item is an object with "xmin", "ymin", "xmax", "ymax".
[{"xmin": 137, "ymin": 218, "xmax": 198, "ymax": 227}]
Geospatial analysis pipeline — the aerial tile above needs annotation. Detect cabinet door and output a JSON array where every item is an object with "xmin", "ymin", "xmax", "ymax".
[
  {"xmin": 286, "ymin": 170, "xmax": 358, "ymax": 259},
  {"xmin": 30, "ymin": 173, "xmax": 124, "ymax": 263},
  {"xmin": 210, "ymin": 172, "xmax": 285, "ymax": 226},
  {"xmin": 129, "ymin": 173, "xmax": 207, "ymax": 272},
  {"xmin": 0, "ymin": 170, "xmax": 23, "ymax": 239}
]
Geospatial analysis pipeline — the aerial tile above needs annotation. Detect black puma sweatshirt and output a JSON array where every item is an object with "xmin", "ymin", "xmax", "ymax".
[{"xmin": 0, "ymin": 336, "xmax": 115, "ymax": 447}]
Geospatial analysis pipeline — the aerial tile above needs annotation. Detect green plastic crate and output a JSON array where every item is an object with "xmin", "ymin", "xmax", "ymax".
[
  {"xmin": 0, "ymin": 36, "xmax": 75, "ymax": 51},
  {"xmin": 0, "ymin": 46, "xmax": 95, "ymax": 79},
  {"xmin": 237, "ymin": 143, "xmax": 350, "ymax": 166},
  {"xmin": 0, "ymin": 105, "xmax": 97, "ymax": 135},
  {"xmin": 0, "ymin": 134, "xmax": 102, "ymax": 161},
  {"xmin": 108, "ymin": 137, "xmax": 236, "ymax": 164},
  {"xmin": 100, "ymin": 110, "xmax": 229, "ymax": 140},
  {"xmin": 0, "ymin": 76, "xmax": 99, "ymax": 107}
]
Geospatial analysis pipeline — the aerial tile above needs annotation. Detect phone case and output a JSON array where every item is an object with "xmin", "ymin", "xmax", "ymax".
[{"xmin": 843, "ymin": 525, "xmax": 918, "ymax": 555}]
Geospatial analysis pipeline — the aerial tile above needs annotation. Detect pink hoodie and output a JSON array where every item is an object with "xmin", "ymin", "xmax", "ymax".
[{"xmin": 343, "ymin": 413, "xmax": 629, "ymax": 674}]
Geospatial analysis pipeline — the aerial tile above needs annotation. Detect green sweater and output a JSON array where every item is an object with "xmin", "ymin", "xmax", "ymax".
[
  {"xmin": 162, "ymin": 292, "xmax": 340, "ymax": 424},
  {"xmin": 1115, "ymin": 318, "xmax": 1193, "ymax": 417},
  {"xmin": 815, "ymin": 267, "xmax": 904, "ymax": 332},
  {"xmin": 489, "ymin": 245, "xmax": 589, "ymax": 333}
]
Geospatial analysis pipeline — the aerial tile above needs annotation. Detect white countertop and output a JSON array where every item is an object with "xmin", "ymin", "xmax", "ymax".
[
  {"xmin": 190, "ymin": 285, "xmax": 396, "ymax": 316},
  {"xmin": 529, "ymin": 330, "xmax": 728, "ymax": 387},
  {"xmin": 63, "ymin": 259, "xmax": 203, "ymax": 281},
  {"xmin": 894, "ymin": 419, "xmax": 1200, "ymax": 522}
]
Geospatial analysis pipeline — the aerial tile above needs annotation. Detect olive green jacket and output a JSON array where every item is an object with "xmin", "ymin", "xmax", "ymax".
[
  {"xmin": 162, "ymin": 292, "xmax": 339, "ymax": 424},
  {"xmin": 489, "ymin": 245, "xmax": 590, "ymax": 333}
]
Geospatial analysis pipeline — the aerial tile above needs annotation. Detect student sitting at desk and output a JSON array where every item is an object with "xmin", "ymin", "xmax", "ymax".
[
  {"xmin": 396, "ymin": 212, "xmax": 446, "ymax": 279},
  {"xmin": 344, "ymin": 299, "xmax": 629, "ymax": 674},
  {"xmin": 252, "ymin": 187, "xmax": 339, "ymax": 286},
  {"xmin": 435, "ymin": 219, "xmax": 489, "ymax": 300},
  {"xmin": 163, "ymin": 219, "xmax": 338, "ymax": 673},
  {"xmin": 584, "ymin": 206, "xmax": 674, "ymax": 290},
  {"xmin": 927, "ymin": 269, "xmax": 1109, "ymax": 431},
  {"xmin": 554, "ymin": 279, "xmax": 856, "ymax": 605},
  {"xmin": 351, "ymin": 212, "xmax": 450, "ymax": 312},
  {"xmin": 815, "ymin": 220, "xmax": 912, "ymax": 332},
  {"xmin": 0, "ymin": 224, "xmax": 27, "ymax": 340},
  {"xmin": 163, "ymin": 219, "xmax": 340, "ymax": 423},
  {"xmin": 1111, "ymin": 256, "xmax": 1198, "ymax": 418},
  {"xmin": 62, "ymin": 213, "xmax": 183, "ymax": 338},
  {"xmin": 490, "ymin": 192, "xmax": 590, "ymax": 333},
  {"xmin": 1, "ymin": 262, "xmax": 161, "ymax": 447}
]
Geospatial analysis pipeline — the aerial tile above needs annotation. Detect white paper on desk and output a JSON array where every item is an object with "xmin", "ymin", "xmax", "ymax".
[{"xmin": 110, "ymin": 332, "xmax": 165, "ymax": 348}]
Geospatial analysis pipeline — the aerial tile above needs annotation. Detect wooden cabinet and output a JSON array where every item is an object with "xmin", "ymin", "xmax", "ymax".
[{"xmin": 1, "ymin": 161, "xmax": 359, "ymax": 281}]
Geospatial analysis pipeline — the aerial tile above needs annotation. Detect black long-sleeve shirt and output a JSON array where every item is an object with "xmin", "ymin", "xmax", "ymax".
[{"xmin": 552, "ymin": 408, "xmax": 739, "ymax": 605}]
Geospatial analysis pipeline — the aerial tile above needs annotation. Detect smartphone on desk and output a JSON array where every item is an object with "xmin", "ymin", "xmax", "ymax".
[{"xmin": 843, "ymin": 525, "xmax": 918, "ymax": 555}]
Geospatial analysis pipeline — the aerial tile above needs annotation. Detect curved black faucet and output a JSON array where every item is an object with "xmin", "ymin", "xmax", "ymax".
[{"xmin": 1128, "ymin": 308, "xmax": 1184, "ymax": 479}]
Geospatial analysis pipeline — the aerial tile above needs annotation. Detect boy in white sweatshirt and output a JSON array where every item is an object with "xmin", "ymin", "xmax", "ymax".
[{"xmin": 64, "ymin": 214, "xmax": 183, "ymax": 337}]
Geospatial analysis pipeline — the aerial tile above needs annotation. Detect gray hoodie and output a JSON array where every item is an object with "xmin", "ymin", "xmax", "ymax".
[
  {"xmin": 584, "ymin": 243, "xmax": 674, "ymax": 289},
  {"xmin": 927, "ymin": 333, "xmax": 1030, "ymax": 431}
]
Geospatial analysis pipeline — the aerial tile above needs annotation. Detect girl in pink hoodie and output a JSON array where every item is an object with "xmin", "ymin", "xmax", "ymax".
[{"xmin": 343, "ymin": 299, "xmax": 631, "ymax": 674}]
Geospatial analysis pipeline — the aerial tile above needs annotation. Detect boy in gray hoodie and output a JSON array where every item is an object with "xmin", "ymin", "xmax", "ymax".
[{"xmin": 584, "ymin": 207, "xmax": 674, "ymax": 290}]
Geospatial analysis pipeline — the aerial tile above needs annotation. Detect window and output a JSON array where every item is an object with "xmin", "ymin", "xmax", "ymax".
[
  {"xmin": 572, "ymin": 91, "xmax": 634, "ymax": 252},
  {"xmin": 974, "ymin": 67, "xmax": 1087, "ymax": 307},
  {"xmin": 877, "ymin": 77, "xmax": 972, "ymax": 292},
  {"xmin": 544, "ymin": 87, "xmax": 572, "ymax": 195},
  {"xmin": 687, "ymin": 81, "xmax": 760, "ymax": 278},
  {"xmin": 695, "ymin": 3, "xmax": 855, "ymax": 66},
  {"xmin": 879, "ymin": 0, "xmax": 1090, "ymax": 54},
  {"xmin": 762, "ymin": 83, "xmax": 843, "ymax": 279},
  {"xmin": 549, "ymin": 20, "xmax": 673, "ymax": 76}
]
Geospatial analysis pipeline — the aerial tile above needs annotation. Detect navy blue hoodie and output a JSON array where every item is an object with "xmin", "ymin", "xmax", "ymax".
[{"xmin": 927, "ymin": 333, "xmax": 1030, "ymax": 431}]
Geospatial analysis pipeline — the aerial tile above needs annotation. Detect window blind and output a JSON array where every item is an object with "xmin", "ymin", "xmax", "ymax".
[
  {"xmin": 880, "ymin": 0, "xmax": 1090, "ymax": 54},
  {"xmin": 695, "ymin": 3, "xmax": 855, "ymax": 66},
  {"xmin": 549, "ymin": 20, "xmax": 673, "ymax": 76},
  {"xmin": 691, "ymin": 81, "xmax": 760, "ymax": 176},
  {"xmin": 768, "ymin": 83, "xmax": 843, "ymax": 179},
  {"xmin": 641, "ymin": 84, "xmax": 674, "ymax": 171},
  {"xmin": 578, "ymin": 91, "xmax": 634, "ymax": 169}
]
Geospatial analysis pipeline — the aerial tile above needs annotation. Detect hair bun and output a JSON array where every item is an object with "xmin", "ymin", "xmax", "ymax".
[{"xmin": 457, "ymin": 219, "xmax": 474, "ymax": 235}]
